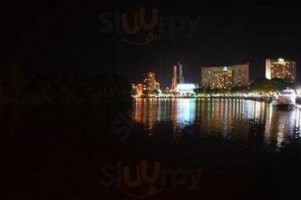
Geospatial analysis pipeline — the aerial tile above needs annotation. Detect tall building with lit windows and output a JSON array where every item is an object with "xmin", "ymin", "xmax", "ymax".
[
  {"xmin": 141, "ymin": 72, "xmax": 160, "ymax": 95},
  {"xmin": 135, "ymin": 84, "xmax": 143, "ymax": 96},
  {"xmin": 265, "ymin": 58, "xmax": 296, "ymax": 83},
  {"xmin": 201, "ymin": 63, "xmax": 249, "ymax": 89}
]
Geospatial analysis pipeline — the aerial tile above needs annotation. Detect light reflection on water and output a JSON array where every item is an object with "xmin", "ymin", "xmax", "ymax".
[{"xmin": 132, "ymin": 98, "xmax": 301, "ymax": 148}]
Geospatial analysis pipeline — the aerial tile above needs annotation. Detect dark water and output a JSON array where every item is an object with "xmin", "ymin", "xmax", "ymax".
[
  {"xmin": 1, "ymin": 100, "xmax": 301, "ymax": 200},
  {"xmin": 127, "ymin": 99, "xmax": 301, "ymax": 199},
  {"xmin": 133, "ymin": 98, "xmax": 301, "ymax": 150},
  {"xmin": 130, "ymin": 99, "xmax": 301, "ymax": 199}
]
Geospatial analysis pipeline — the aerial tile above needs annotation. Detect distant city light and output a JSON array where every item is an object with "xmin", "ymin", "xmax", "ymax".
[
  {"xmin": 223, "ymin": 66, "xmax": 228, "ymax": 71},
  {"xmin": 176, "ymin": 84, "xmax": 196, "ymax": 94},
  {"xmin": 278, "ymin": 58, "xmax": 284, "ymax": 63}
]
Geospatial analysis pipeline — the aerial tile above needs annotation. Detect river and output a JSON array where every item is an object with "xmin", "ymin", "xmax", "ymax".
[{"xmin": 132, "ymin": 98, "xmax": 301, "ymax": 150}]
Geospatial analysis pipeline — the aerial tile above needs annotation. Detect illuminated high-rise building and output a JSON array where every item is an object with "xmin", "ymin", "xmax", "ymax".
[
  {"xmin": 141, "ymin": 72, "xmax": 160, "ymax": 95},
  {"xmin": 171, "ymin": 65, "xmax": 178, "ymax": 91},
  {"xmin": 201, "ymin": 63, "xmax": 249, "ymax": 89},
  {"xmin": 171, "ymin": 63, "xmax": 185, "ymax": 91},
  {"xmin": 178, "ymin": 63, "xmax": 185, "ymax": 84},
  {"xmin": 265, "ymin": 58, "xmax": 296, "ymax": 83},
  {"xmin": 135, "ymin": 84, "xmax": 143, "ymax": 96}
]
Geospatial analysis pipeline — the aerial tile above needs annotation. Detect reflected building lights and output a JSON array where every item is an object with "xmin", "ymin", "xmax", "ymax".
[
  {"xmin": 135, "ymin": 98, "xmax": 144, "ymax": 123},
  {"xmin": 294, "ymin": 109, "xmax": 299, "ymax": 128},
  {"xmin": 222, "ymin": 99, "xmax": 228, "ymax": 138},
  {"xmin": 132, "ymin": 99, "xmax": 301, "ymax": 149},
  {"xmin": 176, "ymin": 99, "xmax": 196, "ymax": 127},
  {"xmin": 157, "ymin": 99, "xmax": 162, "ymax": 121},
  {"xmin": 264, "ymin": 105, "xmax": 298, "ymax": 148}
]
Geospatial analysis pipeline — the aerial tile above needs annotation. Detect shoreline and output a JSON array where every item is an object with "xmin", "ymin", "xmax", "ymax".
[
  {"xmin": 133, "ymin": 96, "xmax": 301, "ymax": 108},
  {"xmin": 133, "ymin": 96, "xmax": 273, "ymax": 102}
]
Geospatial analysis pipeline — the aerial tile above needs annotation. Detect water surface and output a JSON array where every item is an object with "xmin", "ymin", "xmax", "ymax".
[{"xmin": 132, "ymin": 98, "xmax": 301, "ymax": 149}]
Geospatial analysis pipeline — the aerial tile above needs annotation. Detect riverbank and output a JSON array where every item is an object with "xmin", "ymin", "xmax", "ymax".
[{"xmin": 133, "ymin": 96, "xmax": 274, "ymax": 103}]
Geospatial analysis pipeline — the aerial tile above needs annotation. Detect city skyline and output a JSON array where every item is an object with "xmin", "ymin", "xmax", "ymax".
[{"xmin": 133, "ymin": 58, "xmax": 297, "ymax": 89}]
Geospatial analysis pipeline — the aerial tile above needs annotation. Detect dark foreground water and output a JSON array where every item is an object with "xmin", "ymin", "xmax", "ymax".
[{"xmin": 1, "ymin": 100, "xmax": 301, "ymax": 200}]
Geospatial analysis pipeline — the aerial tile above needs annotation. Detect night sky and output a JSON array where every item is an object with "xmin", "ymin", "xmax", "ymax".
[{"xmin": 1, "ymin": 0, "xmax": 301, "ymax": 88}]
